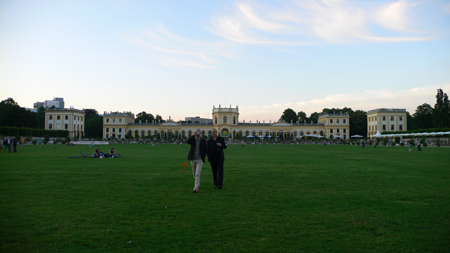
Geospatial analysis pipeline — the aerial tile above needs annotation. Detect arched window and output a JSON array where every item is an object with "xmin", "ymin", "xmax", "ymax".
[
  {"xmin": 223, "ymin": 116, "xmax": 227, "ymax": 124},
  {"xmin": 142, "ymin": 130, "xmax": 145, "ymax": 137},
  {"xmin": 272, "ymin": 131, "xmax": 276, "ymax": 137},
  {"xmin": 154, "ymin": 130, "xmax": 158, "ymax": 138},
  {"xmin": 252, "ymin": 130, "xmax": 256, "ymax": 136},
  {"xmin": 202, "ymin": 130, "xmax": 206, "ymax": 137},
  {"xmin": 287, "ymin": 131, "xmax": 291, "ymax": 139},
  {"xmin": 135, "ymin": 130, "xmax": 139, "ymax": 138},
  {"xmin": 300, "ymin": 130, "xmax": 304, "ymax": 136},
  {"xmin": 245, "ymin": 130, "xmax": 249, "ymax": 136},
  {"xmin": 293, "ymin": 131, "xmax": 297, "ymax": 137},
  {"xmin": 307, "ymin": 131, "xmax": 310, "ymax": 135},
  {"xmin": 175, "ymin": 130, "xmax": 178, "ymax": 138},
  {"xmin": 259, "ymin": 130, "xmax": 263, "ymax": 136},
  {"xmin": 313, "ymin": 130, "xmax": 317, "ymax": 134},
  {"xmin": 320, "ymin": 131, "xmax": 324, "ymax": 136},
  {"xmin": 265, "ymin": 130, "xmax": 269, "ymax": 136},
  {"xmin": 188, "ymin": 130, "xmax": 192, "ymax": 137},
  {"xmin": 148, "ymin": 130, "xmax": 152, "ymax": 136},
  {"xmin": 168, "ymin": 130, "xmax": 173, "ymax": 139},
  {"xmin": 182, "ymin": 130, "xmax": 185, "ymax": 137},
  {"xmin": 161, "ymin": 130, "xmax": 165, "ymax": 139},
  {"xmin": 239, "ymin": 131, "xmax": 242, "ymax": 138}
]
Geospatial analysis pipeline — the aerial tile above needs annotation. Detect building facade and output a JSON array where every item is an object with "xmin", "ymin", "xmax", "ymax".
[
  {"xmin": 367, "ymin": 108, "xmax": 407, "ymax": 137},
  {"xmin": 103, "ymin": 106, "xmax": 351, "ymax": 140},
  {"xmin": 45, "ymin": 108, "xmax": 85, "ymax": 138},
  {"xmin": 34, "ymin": 97, "xmax": 65, "ymax": 109}
]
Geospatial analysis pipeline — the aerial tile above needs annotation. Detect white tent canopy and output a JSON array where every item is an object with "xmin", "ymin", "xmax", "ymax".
[{"xmin": 371, "ymin": 131, "xmax": 450, "ymax": 138}]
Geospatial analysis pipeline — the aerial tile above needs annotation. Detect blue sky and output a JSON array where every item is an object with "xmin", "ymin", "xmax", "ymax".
[{"xmin": 1, "ymin": 0, "xmax": 450, "ymax": 122}]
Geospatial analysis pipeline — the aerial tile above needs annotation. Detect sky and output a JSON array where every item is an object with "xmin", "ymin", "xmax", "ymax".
[{"xmin": 1, "ymin": 0, "xmax": 450, "ymax": 122}]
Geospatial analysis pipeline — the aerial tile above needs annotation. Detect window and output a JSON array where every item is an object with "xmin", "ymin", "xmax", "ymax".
[
  {"xmin": 113, "ymin": 119, "xmax": 115, "ymax": 123},
  {"xmin": 188, "ymin": 130, "xmax": 192, "ymax": 137},
  {"xmin": 119, "ymin": 128, "xmax": 122, "ymax": 133},
  {"xmin": 399, "ymin": 116, "xmax": 403, "ymax": 121},
  {"xmin": 382, "ymin": 125, "xmax": 386, "ymax": 130},
  {"xmin": 336, "ymin": 119, "xmax": 340, "ymax": 124},
  {"xmin": 148, "ymin": 130, "xmax": 152, "ymax": 136},
  {"xmin": 65, "ymin": 124, "xmax": 68, "ymax": 130},
  {"xmin": 57, "ymin": 115, "xmax": 60, "ymax": 120},
  {"xmin": 49, "ymin": 124, "xmax": 52, "ymax": 129},
  {"xmin": 391, "ymin": 116, "xmax": 394, "ymax": 121},
  {"xmin": 330, "ymin": 119, "xmax": 333, "ymax": 124},
  {"xmin": 119, "ymin": 119, "xmax": 122, "ymax": 123},
  {"xmin": 223, "ymin": 116, "xmax": 227, "ymax": 124},
  {"xmin": 391, "ymin": 125, "xmax": 394, "ymax": 130},
  {"xmin": 313, "ymin": 131, "xmax": 317, "ymax": 134},
  {"xmin": 202, "ymin": 130, "xmax": 205, "ymax": 137},
  {"xmin": 343, "ymin": 119, "xmax": 346, "ymax": 124},
  {"xmin": 330, "ymin": 129, "xmax": 333, "ymax": 133},
  {"xmin": 382, "ymin": 116, "xmax": 386, "ymax": 121},
  {"xmin": 337, "ymin": 129, "xmax": 340, "ymax": 133},
  {"xmin": 215, "ymin": 117, "xmax": 217, "ymax": 124},
  {"xmin": 246, "ymin": 130, "xmax": 249, "ymax": 136},
  {"xmin": 399, "ymin": 125, "xmax": 403, "ymax": 130},
  {"xmin": 106, "ymin": 128, "xmax": 109, "ymax": 132},
  {"xmin": 182, "ymin": 130, "xmax": 185, "ymax": 137},
  {"xmin": 112, "ymin": 128, "xmax": 115, "ymax": 132},
  {"xmin": 233, "ymin": 116, "xmax": 236, "ymax": 124},
  {"xmin": 106, "ymin": 119, "xmax": 109, "ymax": 123},
  {"xmin": 65, "ymin": 115, "xmax": 68, "ymax": 120},
  {"xmin": 344, "ymin": 129, "xmax": 346, "ymax": 133},
  {"xmin": 49, "ymin": 115, "xmax": 53, "ymax": 120},
  {"xmin": 74, "ymin": 124, "xmax": 76, "ymax": 130}
]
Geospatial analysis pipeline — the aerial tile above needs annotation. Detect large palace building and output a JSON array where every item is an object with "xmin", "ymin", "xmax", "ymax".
[{"xmin": 102, "ymin": 105, "xmax": 351, "ymax": 140}]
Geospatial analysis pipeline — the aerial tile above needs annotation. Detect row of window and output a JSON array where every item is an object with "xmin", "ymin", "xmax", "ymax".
[
  {"xmin": 369, "ymin": 124, "xmax": 403, "ymax": 131},
  {"xmin": 48, "ymin": 124, "xmax": 82, "ymax": 130},
  {"xmin": 48, "ymin": 115, "xmax": 83, "ymax": 121},
  {"xmin": 368, "ymin": 116, "xmax": 403, "ymax": 122},
  {"xmin": 215, "ymin": 116, "xmax": 236, "ymax": 124},
  {"xmin": 329, "ymin": 119, "xmax": 347, "ymax": 124},
  {"xmin": 105, "ymin": 118, "xmax": 132, "ymax": 123}
]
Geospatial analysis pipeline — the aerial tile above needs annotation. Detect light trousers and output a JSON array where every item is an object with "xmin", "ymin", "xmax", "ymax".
[{"xmin": 190, "ymin": 159, "xmax": 203, "ymax": 189}]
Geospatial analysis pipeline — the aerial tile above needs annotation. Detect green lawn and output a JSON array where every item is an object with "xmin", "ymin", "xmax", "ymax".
[{"xmin": 1, "ymin": 143, "xmax": 449, "ymax": 252}]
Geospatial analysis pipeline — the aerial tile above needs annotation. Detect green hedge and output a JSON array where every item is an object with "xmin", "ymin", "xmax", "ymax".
[{"xmin": 0, "ymin": 127, "xmax": 68, "ymax": 138}]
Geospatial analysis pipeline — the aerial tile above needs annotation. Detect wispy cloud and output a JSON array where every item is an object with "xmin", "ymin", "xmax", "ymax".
[
  {"xmin": 210, "ymin": 0, "xmax": 432, "ymax": 44},
  {"xmin": 122, "ymin": 25, "xmax": 236, "ymax": 68}
]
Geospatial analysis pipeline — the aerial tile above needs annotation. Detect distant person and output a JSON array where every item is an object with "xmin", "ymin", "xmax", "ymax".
[
  {"xmin": 408, "ymin": 141, "xmax": 413, "ymax": 151},
  {"xmin": 186, "ymin": 128, "xmax": 206, "ymax": 193},
  {"xmin": 21, "ymin": 137, "xmax": 25, "ymax": 148},
  {"xmin": 94, "ymin": 149, "xmax": 100, "ymax": 158},
  {"xmin": 7, "ymin": 136, "xmax": 12, "ymax": 153},
  {"xmin": 0, "ymin": 138, "xmax": 3, "ymax": 153},
  {"xmin": 39, "ymin": 139, "xmax": 42, "ymax": 148},
  {"xmin": 361, "ymin": 139, "xmax": 365, "ymax": 148},
  {"xmin": 110, "ymin": 148, "xmax": 115, "ymax": 158},
  {"xmin": 417, "ymin": 139, "xmax": 422, "ymax": 151},
  {"xmin": 207, "ymin": 129, "xmax": 227, "ymax": 189},
  {"xmin": 13, "ymin": 137, "xmax": 17, "ymax": 153}
]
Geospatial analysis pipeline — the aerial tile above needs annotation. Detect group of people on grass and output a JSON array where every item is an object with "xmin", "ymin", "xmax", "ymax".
[
  {"xmin": 186, "ymin": 128, "xmax": 227, "ymax": 193},
  {"xmin": 1, "ymin": 136, "xmax": 25, "ymax": 153},
  {"xmin": 93, "ymin": 148, "xmax": 115, "ymax": 158}
]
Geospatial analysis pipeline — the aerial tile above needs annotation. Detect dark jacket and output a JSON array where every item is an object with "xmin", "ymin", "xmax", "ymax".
[
  {"xmin": 186, "ymin": 135, "xmax": 207, "ymax": 163},
  {"xmin": 207, "ymin": 137, "xmax": 227, "ymax": 162}
]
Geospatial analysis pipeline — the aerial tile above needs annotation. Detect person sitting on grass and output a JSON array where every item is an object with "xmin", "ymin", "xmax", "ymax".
[
  {"xmin": 110, "ymin": 148, "xmax": 115, "ymax": 158},
  {"xmin": 94, "ymin": 149, "xmax": 100, "ymax": 158}
]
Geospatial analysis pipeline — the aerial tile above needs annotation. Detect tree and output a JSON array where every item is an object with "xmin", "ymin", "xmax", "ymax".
[
  {"xmin": 0, "ymin": 98, "xmax": 38, "ymax": 128},
  {"xmin": 135, "ymin": 111, "xmax": 155, "ymax": 123},
  {"xmin": 308, "ymin": 112, "xmax": 319, "ymax": 123},
  {"xmin": 434, "ymin": 89, "xmax": 450, "ymax": 128},
  {"xmin": 280, "ymin": 108, "xmax": 297, "ymax": 123},
  {"xmin": 349, "ymin": 110, "xmax": 367, "ymax": 137},
  {"xmin": 84, "ymin": 109, "xmax": 102, "ymax": 138},
  {"xmin": 155, "ymin": 115, "xmax": 165, "ymax": 123},
  {"xmin": 413, "ymin": 103, "xmax": 434, "ymax": 129},
  {"xmin": 297, "ymin": 111, "xmax": 307, "ymax": 122}
]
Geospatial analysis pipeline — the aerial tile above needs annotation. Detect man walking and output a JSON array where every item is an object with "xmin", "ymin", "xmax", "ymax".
[
  {"xmin": 207, "ymin": 129, "xmax": 227, "ymax": 189},
  {"xmin": 13, "ymin": 137, "xmax": 17, "ymax": 153},
  {"xmin": 186, "ymin": 128, "xmax": 207, "ymax": 193},
  {"xmin": 7, "ymin": 136, "xmax": 12, "ymax": 153}
]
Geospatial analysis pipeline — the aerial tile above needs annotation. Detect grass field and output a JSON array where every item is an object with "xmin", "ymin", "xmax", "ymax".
[{"xmin": 1, "ymin": 143, "xmax": 449, "ymax": 252}]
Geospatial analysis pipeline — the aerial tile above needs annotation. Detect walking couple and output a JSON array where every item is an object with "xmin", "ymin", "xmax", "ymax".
[{"xmin": 186, "ymin": 128, "xmax": 227, "ymax": 193}]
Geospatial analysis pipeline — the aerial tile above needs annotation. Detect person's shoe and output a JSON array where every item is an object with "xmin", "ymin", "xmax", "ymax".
[
  {"xmin": 218, "ymin": 185, "xmax": 222, "ymax": 189},
  {"xmin": 193, "ymin": 189, "xmax": 197, "ymax": 193}
]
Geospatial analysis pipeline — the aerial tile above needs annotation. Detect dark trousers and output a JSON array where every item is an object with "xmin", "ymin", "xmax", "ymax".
[
  {"xmin": 418, "ymin": 145, "xmax": 422, "ymax": 151},
  {"xmin": 210, "ymin": 160, "xmax": 224, "ymax": 187},
  {"xmin": 13, "ymin": 145, "xmax": 17, "ymax": 153}
]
